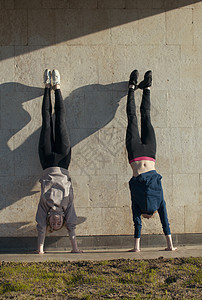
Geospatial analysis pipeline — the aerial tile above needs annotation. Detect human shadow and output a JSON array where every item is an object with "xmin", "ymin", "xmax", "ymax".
[
  {"xmin": 0, "ymin": 221, "xmax": 70, "ymax": 253},
  {"xmin": 0, "ymin": 216, "xmax": 87, "ymax": 241},
  {"xmin": 0, "ymin": 81, "xmax": 127, "ymax": 211}
]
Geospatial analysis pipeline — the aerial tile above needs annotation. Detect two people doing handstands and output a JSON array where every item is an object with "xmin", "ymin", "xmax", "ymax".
[{"xmin": 35, "ymin": 69, "xmax": 176, "ymax": 254}]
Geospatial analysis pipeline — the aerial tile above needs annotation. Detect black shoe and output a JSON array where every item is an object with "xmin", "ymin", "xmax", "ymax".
[
  {"xmin": 129, "ymin": 69, "xmax": 139, "ymax": 88},
  {"xmin": 138, "ymin": 70, "xmax": 152, "ymax": 89}
]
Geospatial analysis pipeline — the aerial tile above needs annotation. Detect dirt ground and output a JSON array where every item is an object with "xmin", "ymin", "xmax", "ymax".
[{"xmin": 0, "ymin": 257, "xmax": 201, "ymax": 299}]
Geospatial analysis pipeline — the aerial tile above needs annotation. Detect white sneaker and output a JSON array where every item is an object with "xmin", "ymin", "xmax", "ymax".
[
  {"xmin": 52, "ymin": 69, "xmax": 60, "ymax": 86},
  {"xmin": 44, "ymin": 69, "xmax": 51, "ymax": 85}
]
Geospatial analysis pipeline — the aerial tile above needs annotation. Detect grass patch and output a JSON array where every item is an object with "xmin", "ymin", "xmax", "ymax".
[{"xmin": 0, "ymin": 257, "xmax": 201, "ymax": 299}]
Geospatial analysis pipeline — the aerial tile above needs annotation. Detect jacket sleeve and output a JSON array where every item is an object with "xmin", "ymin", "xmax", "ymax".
[
  {"xmin": 35, "ymin": 201, "xmax": 47, "ymax": 246},
  {"xmin": 132, "ymin": 202, "xmax": 142, "ymax": 238},
  {"xmin": 64, "ymin": 185, "xmax": 77, "ymax": 240},
  {"xmin": 158, "ymin": 200, "xmax": 171, "ymax": 236}
]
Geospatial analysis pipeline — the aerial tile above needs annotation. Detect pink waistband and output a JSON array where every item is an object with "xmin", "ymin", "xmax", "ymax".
[{"xmin": 129, "ymin": 156, "xmax": 156, "ymax": 164}]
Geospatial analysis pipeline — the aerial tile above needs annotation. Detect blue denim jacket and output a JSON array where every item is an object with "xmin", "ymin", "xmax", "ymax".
[{"xmin": 129, "ymin": 170, "xmax": 171, "ymax": 238}]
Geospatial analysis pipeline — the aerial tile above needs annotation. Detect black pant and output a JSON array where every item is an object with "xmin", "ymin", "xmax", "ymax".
[
  {"xmin": 38, "ymin": 88, "xmax": 71, "ymax": 170},
  {"xmin": 126, "ymin": 88, "xmax": 156, "ymax": 162}
]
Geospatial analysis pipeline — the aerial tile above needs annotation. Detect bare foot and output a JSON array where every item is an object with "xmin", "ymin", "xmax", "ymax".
[{"xmin": 128, "ymin": 248, "xmax": 140, "ymax": 252}]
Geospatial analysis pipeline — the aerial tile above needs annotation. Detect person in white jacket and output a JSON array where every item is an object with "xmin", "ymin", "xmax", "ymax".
[{"xmin": 36, "ymin": 69, "xmax": 82, "ymax": 254}]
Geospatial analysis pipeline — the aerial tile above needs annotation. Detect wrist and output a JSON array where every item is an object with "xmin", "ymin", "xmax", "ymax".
[
  {"xmin": 53, "ymin": 84, "xmax": 60, "ymax": 90},
  {"xmin": 38, "ymin": 244, "xmax": 44, "ymax": 251},
  {"xmin": 129, "ymin": 84, "xmax": 135, "ymax": 89},
  {"xmin": 134, "ymin": 237, "xmax": 140, "ymax": 251}
]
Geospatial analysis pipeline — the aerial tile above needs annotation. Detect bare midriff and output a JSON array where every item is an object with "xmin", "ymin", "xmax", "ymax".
[{"xmin": 130, "ymin": 160, "xmax": 156, "ymax": 177}]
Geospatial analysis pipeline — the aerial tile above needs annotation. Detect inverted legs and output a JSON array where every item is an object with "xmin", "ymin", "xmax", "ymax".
[
  {"xmin": 126, "ymin": 88, "xmax": 156, "ymax": 162},
  {"xmin": 38, "ymin": 88, "xmax": 71, "ymax": 170}
]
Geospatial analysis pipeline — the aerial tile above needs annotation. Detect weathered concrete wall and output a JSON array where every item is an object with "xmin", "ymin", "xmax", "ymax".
[{"xmin": 0, "ymin": 0, "xmax": 201, "ymax": 241}]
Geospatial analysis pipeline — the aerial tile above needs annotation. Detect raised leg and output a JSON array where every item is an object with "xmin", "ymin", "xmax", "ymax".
[
  {"xmin": 126, "ymin": 88, "xmax": 141, "ymax": 162},
  {"xmin": 54, "ymin": 89, "xmax": 71, "ymax": 169},
  {"xmin": 140, "ymin": 89, "xmax": 156, "ymax": 156},
  {"xmin": 38, "ymin": 87, "xmax": 54, "ymax": 169}
]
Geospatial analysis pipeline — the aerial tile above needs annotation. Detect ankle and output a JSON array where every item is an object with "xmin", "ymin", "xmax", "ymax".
[{"xmin": 53, "ymin": 84, "xmax": 60, "ymax": 90}]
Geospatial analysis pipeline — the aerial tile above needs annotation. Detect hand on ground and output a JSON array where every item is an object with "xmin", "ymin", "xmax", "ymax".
[
  {"xmin": 35, "ymin": 250, "xmax": 45, "ymax": 254},
  {"xmin": 128, "ymin": 248, "xmax": 140, "ymax": 252},
  {"xmin": 71, "ymin": 249, "xmax": 83, "ymax": 253},
  {"xmin": 165, "ymin": 247, "xmax": 177, "ymax": 251}
]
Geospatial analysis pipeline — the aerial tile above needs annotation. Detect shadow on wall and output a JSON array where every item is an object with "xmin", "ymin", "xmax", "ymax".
[
  {"xmin": 0, "ymin": 0, "xmax": 201, "ymax": 61},
  {"xmin": 0, "ymin": 81, "xmax": 127, "ymax": 211},
  {"xmin": 0, "ymin": 222, "xmax": 84, "ymax": 252},
  {"xmin": 0, "ymin": 216, "xmax": 87, "ymax": 239}
]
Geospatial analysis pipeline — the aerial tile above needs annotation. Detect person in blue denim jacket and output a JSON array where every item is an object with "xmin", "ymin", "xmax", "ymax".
[{"xmin": 126, "ymin": 70, "xmax": 177, "ymax": 252}]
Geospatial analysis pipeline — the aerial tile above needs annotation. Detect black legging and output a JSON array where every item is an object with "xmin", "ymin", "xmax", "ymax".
[
  {"xmin": 38, "ymin": 88, "xmax": 71, "ymax": 170},
  {"xmin": 126, "ymin": 88, "xmax": 156, "ymax": 162}
]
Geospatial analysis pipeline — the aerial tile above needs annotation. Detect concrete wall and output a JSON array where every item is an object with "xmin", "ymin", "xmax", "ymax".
[{"xmin": 0, "ymin": 0, "xmax": 201, "ymax": 242}]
